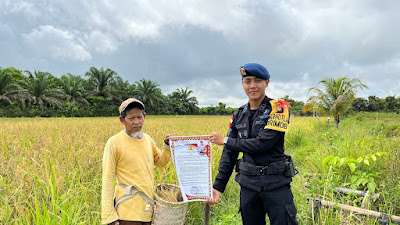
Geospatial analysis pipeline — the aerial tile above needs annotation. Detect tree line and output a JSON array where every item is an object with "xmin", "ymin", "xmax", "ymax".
[
  {"xmin": 1, "ymin": 67, "xmax": 398, "ymax": 118},
  {"xmin": 0, "ymin": 66, "xmax": 238, "ymax": 117},
  {"xmin": 352, "ymin": 96, "xmax": 400, "ymax": 113}
]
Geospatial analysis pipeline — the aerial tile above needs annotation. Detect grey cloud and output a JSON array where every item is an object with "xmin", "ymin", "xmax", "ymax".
[
  {"xmin": 1, "ymin": 0, "xmax": 399, "ymax": 107},
  {"xmin": 22, "ymin": 25, "xmax": 92, "ymax": 61},
  {"xmin": 1, "ymin": 0, "xmax": 40, "ymax": 17}
]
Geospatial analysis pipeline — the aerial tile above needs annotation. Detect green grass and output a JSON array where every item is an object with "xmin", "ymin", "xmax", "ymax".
[
  {"xmin": 288, "ymin": 113, "xmax": 400, "ymax": 225},
  {"xmin": 0, "ymin": 113, "xmax": 399, "ymax": 224}
]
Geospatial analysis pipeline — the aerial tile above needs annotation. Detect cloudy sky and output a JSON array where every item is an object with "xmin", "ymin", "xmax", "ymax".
[{"xmin": 1, "ymin": 0, "xmax": 399, "ymax": 107}]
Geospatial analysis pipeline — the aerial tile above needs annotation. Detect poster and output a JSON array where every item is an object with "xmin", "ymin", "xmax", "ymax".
[{"xmin": 169, "ymin": 135, "xmax": 213, "ymax": 202}]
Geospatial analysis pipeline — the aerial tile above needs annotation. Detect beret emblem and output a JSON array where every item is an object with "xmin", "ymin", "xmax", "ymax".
[{"xmin": 240, "ymin": 68, "xmax": 246, "ymax": 76}]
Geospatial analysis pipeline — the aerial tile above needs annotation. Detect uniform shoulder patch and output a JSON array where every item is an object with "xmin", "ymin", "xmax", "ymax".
[{"xmin": 264, "ymin": 99, "xmax": 290, "ymax": 132}]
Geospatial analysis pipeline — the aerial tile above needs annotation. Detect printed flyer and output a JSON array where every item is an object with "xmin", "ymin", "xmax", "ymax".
[{"xmin": 169, "ymin": 135, "xmax": 213, "ymax": 202}]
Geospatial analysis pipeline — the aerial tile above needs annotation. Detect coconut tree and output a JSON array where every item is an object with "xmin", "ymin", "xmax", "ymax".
[
  {"xmin": 304, "ymin": 76, "xmax": 368, "ymax": 128},
  {"xmin": 169, "ymin": 87, "xmax": 199, "ymax": 114},
  {"xmin": 22, "ymin": 70, "xmax": 64, "ymax": 111},
  {"xmin": 59, "ymin": 73, "xmax": 88, "ymax": 104},
  {"xmin": 0, "ymin": 67, "xmax": 25, "ymax": 104},
  {"xmin": 110, "ymin": 76, "xmax": 136, "ymax": 102},
  {"xmin": 133, "ymin": 78, "xmax": 163, "ymax": 113},
  {"xmin": 84, "ymin": 67, "xmax": 118, "ymax": 98}
]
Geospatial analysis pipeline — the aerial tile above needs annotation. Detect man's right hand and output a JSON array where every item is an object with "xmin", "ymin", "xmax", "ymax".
[
  {"xmin": 206, "ymin": 188, "xmax": 221, "ymax": 205},
  {"xmin": 109, "ymin": 221, "xmax": 120, "ymax": 225},
  {"xmin": 210, "ymin": 132, "xmax": 225, "ymax": 146}
]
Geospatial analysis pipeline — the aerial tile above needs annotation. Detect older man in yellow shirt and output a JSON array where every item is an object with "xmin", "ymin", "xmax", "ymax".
[{"xmin": 102, "ymin": 98, "xmax": 172, "ymax": 225}]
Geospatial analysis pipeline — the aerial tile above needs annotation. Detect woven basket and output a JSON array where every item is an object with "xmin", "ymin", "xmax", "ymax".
[{"xmin": 152, "ymin": 183, "xmax": 188, "ymax": 225}]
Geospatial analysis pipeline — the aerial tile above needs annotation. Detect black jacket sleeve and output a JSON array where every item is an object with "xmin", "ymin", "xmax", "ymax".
[
  {"xmin": 213, "ymin": 114, "xmax": 239, "ymax": 193},
  {"xmin": 224, "ymin": 129, "xmax": 284, "ymax": 154}
]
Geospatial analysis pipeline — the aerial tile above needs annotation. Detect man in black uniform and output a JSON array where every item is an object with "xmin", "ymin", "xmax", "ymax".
[{"xmin": 207, "ymin": 63, "xmax": 298, "ymax": 225}]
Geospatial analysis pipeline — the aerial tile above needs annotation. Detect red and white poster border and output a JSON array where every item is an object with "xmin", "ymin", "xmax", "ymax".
[{"xmin": 169, "ymin": 135, "xmax": 213, "ymax": 202}]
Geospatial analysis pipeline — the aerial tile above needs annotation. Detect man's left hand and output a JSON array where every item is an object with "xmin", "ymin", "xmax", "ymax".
[
  {"xmin": 164, "ymin": 134, "xmax": 172, "ymax": 145},
  {"xmin": 210, "ymin": 132, "xmax": 224, "ymax": 145}
]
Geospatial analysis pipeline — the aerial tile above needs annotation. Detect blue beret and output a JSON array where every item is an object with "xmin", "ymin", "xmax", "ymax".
[{"xmin": 240, "ymin": 63, "xmax": 270, "ymax": 80}]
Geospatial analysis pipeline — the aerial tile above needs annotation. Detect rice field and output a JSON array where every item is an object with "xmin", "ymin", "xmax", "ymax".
[{"xmin": 0, "ymin": 113, "xmax": 399, "ymax": 224}]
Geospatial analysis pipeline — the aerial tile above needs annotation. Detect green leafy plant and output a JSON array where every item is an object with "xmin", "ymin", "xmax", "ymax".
[{"xmin": 322, "ymin": 152, "xmax": 387, "ymax": 193}]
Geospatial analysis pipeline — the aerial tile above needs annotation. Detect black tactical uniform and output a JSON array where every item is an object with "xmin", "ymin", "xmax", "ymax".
[{"xmin": 213, "ymin": 95, "xmax": 298, "ymax": 225}]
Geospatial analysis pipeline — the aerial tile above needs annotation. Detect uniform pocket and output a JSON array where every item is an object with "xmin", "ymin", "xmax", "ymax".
[{"xmin": 285, "ymin": 203, "xmax": 298, "ymax": 225}]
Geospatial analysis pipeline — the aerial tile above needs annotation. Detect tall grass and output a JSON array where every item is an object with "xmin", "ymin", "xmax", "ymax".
[
  {"xmin": 0, "ymin": 113, "xmax": 399, "ymax": 224},
  {"xmin": 289, "ymin": 113, "xmax": 400, "ymax": 225}
]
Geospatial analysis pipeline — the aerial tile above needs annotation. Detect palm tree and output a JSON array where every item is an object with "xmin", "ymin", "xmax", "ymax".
[
  {"xmin": 169, "ymin": 87, "xmax": 199, "ymax": 114},
  {"xmin": 84, "ymin": 67, "xmax": 118, "ymax": 98},
  {"xmin": 304, "ymin": 76, "xmax": 368, "ymax": 128},
  {"xmin": 22, "ymin": 70, "xmax": 64, "ymax": 111},
  {"xmin": 59, "ymin": 73, "xmax": 88, "ymax": 105},
  {"xmin": 110, "ymin": 76, "xmax": 135, "ymax": 102},
  {"xmin": 0, "ymin": 67, "xmax": 25, "ymax": 104},
  {"xmin": 133, "ymin": 78, "xmax": 163, "ymax": 113}
]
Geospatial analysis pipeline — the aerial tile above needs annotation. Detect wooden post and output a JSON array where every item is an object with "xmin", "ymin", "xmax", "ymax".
[
  {"xmin": 334, "ymin": 187, "xmax": 380, "ymax": 200},
  {"xmin": 205, "ymin": 203, "xmax": 210, "ymax": 225},
  {"xmin": 308, "ymin": 198, "xmax": 400, "ymax": 223},
  {"xmin": 308, "ymin": 198, "xmax": 321, "ymax": 224}
]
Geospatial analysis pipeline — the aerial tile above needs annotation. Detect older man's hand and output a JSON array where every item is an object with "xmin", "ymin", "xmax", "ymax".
[{"xmin": 164, "ymin": 134, "xmax": 172, "ymax": 145}]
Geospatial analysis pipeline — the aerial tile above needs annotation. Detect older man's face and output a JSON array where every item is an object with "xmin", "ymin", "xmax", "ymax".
[{"xmin": 120, "ymin": 108, "xmax": 145, "ymax": 134}]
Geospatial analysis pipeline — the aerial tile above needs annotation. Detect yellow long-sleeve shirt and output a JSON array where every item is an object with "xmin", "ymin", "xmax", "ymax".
[{"xmin": 101, "ymin": 131, "xmax": 171, "ymax": 224}]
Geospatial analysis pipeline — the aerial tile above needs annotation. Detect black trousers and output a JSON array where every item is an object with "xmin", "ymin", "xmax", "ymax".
[{"xmin": 240, "ymin": 184, "xmax": 298, "ymax": 225}]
